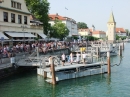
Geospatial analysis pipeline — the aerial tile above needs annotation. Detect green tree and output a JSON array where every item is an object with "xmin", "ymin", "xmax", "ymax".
[
  {"xmin": 77, "ymin": 22, "xmax": 88, "ymax": 29},
  {"xmin": 85, "ymin": 36, "xmax": 98, "ymax": 41},
  {"xmin": 125, "ymin": 29, "xmax": 130, "ymax": 36},
  {"xmin": 52, "ymin": 20, "xmax": 69, "ymax": 39},
  {"xmin": 25, "ymin": 0, "xmax": 50, "ymax": 35},
  {"xmin": 116, "ymin": 34, "xmax": 120, "ymax": 40}
]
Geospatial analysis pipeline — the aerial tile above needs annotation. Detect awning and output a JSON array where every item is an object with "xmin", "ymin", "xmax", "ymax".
[
  {"xmin": 0, "ymin": 32, "xmax": 9, "ymax": 39},
  {"xmin": 38, "ymin": 33, "xmax": 47, "ymax": 38},
  {"xmin": 5, "ymin": 32, "xmax": 36, "ymax": 37}
]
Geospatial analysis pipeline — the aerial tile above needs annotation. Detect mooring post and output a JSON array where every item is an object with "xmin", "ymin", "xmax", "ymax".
[
  {"xmin": 97, "ymin": 47, "xmax": 100, "ymax": 57},
  {"xmin": 91, "ymin": 48, "xmax": 93, "ymax": 63},
  {"xmin": 50, "ymin": 57, "xmax": 56, "ymax": 85},
  {"xmin": 119, "ymin": 45, "xmax": 122, "ymax": 56},
  {"xmin": 107, "ymin": 51, "xmax": 111, "ymax": 74},
  {"xmin": 122, "ymin": 42, "xmax": 124, "ymax": 50},
  {"xmin": 44, "ymin": 71, "xmax": 47, "ymax": 79}
]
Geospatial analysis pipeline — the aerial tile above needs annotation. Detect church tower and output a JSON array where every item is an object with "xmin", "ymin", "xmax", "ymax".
[{"xmin": 107, "ymin": 12, "xmax": 116, "ymax": 42}]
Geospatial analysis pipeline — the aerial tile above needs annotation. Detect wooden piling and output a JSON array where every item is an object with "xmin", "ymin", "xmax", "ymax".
[
  {"xmin": 44, "ymin": 71, "xmax": 47, "ymax": 79},
  {"xmin": 97, "ymin": 47, "xmax": 100, "ymax": 57},
  {"xmin": 119, "ymin": 45, "xmax": 122, "ymax": 56},
  {"xmin": 91, "ymin": 48, "xmax": 93, "ymax": 63},
  {"xmin": 107, "ymin": 51, "xmax": 111, "ymax": 74},
  {"xmin": 50, "ymin": 57, "xmax": 56, "ymax": 85},
  {"xmin": 122, "ymin": 42, "xmax": 124, "ymax": 50}
]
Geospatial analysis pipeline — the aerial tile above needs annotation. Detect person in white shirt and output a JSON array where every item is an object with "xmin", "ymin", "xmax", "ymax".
[
  {"xmin": 76, "ymin": 52, "xmax": 80, "ymax": 64},
  {"xmin": 70, "ymin": 53, "xmax": 73, "ymax": 64},
  {"xmin": 82, "ymin": 52, "xmax": 86, "ymax": 64},
  {"xmin": 61, "ymin": 53, "xmax": 65, "ymax": 66}
]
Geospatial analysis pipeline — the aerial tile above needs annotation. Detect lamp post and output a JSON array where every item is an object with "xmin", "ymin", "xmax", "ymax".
[
  {"xmin": 21, "ymin": 25, "xmax": 27, "ymax": 46},
  {"xmin": 47, "ymin": 30, "xmax": 50, "ymax": 41}
]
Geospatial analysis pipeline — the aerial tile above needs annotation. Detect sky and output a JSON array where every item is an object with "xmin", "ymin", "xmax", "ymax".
[{"xmin": 48, "ymin": 0, "xmax": 130, "ymax": 31}]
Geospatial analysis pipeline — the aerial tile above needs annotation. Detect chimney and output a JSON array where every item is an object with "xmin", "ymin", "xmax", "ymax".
[{"xmin": 56, "ymin": 13, "xmax": 58, "ymax": 16}]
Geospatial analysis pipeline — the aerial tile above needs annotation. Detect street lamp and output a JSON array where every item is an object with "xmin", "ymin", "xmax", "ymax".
[
  {"xmin": 47, "ymin": 30, "xmax": 50, "ymax": 41},
  {"xmin": 21, "ymin": 25, "xmax": 27, "ymax": 46}
]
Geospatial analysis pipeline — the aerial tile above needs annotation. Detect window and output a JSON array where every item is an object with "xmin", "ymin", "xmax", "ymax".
[
  {"xmin": 17, "ymin": 3, "xmax": 21, "ymax": 9},
  {"xmin": 11, "ymin": 1, "xmax": 16, "ymax": 8},
  {"xmin": 24, "ymin": 16, "xmax": 27, "ymax": 24},
  {"xmin": 18, "ymin": 15, "xmax": 22, "ymax": 24},
  {"xmin": 11, "ymin": 1, "xmax": 13, "ymax": 7},
  {"xmin": 11, "ymin": 1, "xmax": 21, "ymax": 9},
  {"xmin": 3, "ymin": 12, "xmax": 8, "ymax": 22},
  {"xmin": 11, "ymin": 13, "xmax": 15, "ymax": 23}
]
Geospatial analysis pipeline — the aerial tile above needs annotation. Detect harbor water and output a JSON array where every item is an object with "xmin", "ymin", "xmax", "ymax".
[{"xmin": 0, "ymin": 43, "xmax": 130, "ymax": 97}]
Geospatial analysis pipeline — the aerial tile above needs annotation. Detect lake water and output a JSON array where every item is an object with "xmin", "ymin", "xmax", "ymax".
[{"xmin": 0, "ymin": 43, "xmax": 130, "ymax": 97}]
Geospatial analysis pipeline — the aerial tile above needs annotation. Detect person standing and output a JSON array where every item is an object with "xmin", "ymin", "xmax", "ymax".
[
  {"xmin": 61, "ymin": 53, "xmax": 65, "ymax": 66},
  {"xmin": 76, "ymin": 52, "xmax": 80, "ymax": 64},
  {"xmin": 82, "ymin": 52, "xmax": 86, "ymax": 64},
  {"xmin": 70, "ymin": 52, "xmax": 73, "ymax": 64},
  {"xmin": 0, "ymin": 50, "xmax": 2, "ymax": 63}
]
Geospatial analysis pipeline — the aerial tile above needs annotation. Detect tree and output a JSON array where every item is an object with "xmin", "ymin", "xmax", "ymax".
[
  {"xmin": 125, "ymin": 29, "xmax": 130, "ymax": 36},
  {"xmin": 77, "ymin": 22, "xmax": 88, "ymax": 29},
  {"xmin": 116, "ymin": 34, "xmax": 120, "ymax": 40},
  {"xmin": 51, "ymin": 20, "xmax": 69, "ymax": 39},
  {"xmin": 25, "ymin": 0, "xmax": 50, "ymax": 35},
  {"xmin": 85, "ymin": 36, "xmax": 98, "ymax": 41}
]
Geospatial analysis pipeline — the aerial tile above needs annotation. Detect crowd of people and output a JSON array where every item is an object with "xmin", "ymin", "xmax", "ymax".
[
  {"xmin": 0, "ymin": 41, "xmax": 83, "ymax": 57},
  {"xmin": 0, "ymin": 40, "xmax": 90, "ymax": 64}
]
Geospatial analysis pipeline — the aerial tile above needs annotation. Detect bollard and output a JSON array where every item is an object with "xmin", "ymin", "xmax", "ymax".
[
  {"xmin": 44, "ymin": 71, "xmax": 47, "ymax": 79},
  {"xmin": 97, "ymin": 47, "xmax": 100, "ymax": 57},
  {"xmin": 119, "ymin": 45, "xmax": 122, "ymax": 56},
  {"xmin": 50, "ymin": 57, "xmax": 56, "ymax": 85},
  {"xmin": 122, "ymin": 42, "xmax": 124, "ymax": 50},
  {"xmin": 91, "ymin": 48, "xmax": 93, "ymax": 63},
  {"xmin": 107, "ymin": 51, "xmax": 111, "ymax": 74}
]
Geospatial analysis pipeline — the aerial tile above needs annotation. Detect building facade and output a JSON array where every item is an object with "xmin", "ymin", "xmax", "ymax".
[
  {"xmin": 0, "ymin": 0, "xmax": 45, "ymax": 42},
  {"xmin": 49, "ymin": 14, "xmax": 78, "ymax": 37},
  {"xmin": 116, "ymin": 28, "xmax": 126, "ymax": 37},
  {"xmin": 78, "ymin": 28, "xmax": 106, "ymax": 39},
  {"xmin": 92, "ymin": 31, "xmax": 106, "ymax": 38},
  {"xmin": 78, "ymin": 29, "xmax": 92, "ymax": 36}
]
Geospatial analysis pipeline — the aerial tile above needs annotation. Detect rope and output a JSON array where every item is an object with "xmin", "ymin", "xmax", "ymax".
[{"xmin": 111, "ymin": 56, "xmax": 123, "ymax": 67}]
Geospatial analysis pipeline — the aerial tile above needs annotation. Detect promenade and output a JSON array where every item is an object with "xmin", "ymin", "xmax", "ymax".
[
  {"xmin": 0, "ymin": 52, "xmax": 29, "ymax": 70},
  {"xmin": 0, "ymin": 58, "xmax": 11, "ymax": 70}
]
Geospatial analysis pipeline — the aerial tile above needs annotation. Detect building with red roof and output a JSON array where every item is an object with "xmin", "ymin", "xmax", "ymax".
[
  {"xmin": 116, "ymin": 28, "xmax": 126, "ymax": 37},
  {"xmin": 78, "ymin": 27, "xmax": 106, "ymax": 38},
  {"xmin": 49, "ymin": 13, "xmax": 78, "ymax": 36}
]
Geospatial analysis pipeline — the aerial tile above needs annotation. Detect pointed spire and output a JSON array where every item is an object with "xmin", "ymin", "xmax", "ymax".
[{"xmin": 108, "ymin": 11, "xmax": 115, "ymax": 23}]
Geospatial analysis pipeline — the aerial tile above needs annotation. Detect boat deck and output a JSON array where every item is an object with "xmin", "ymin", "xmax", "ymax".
[{"xmin": 44, "ymin": 61, "xmax": 107, "ymax": 72}]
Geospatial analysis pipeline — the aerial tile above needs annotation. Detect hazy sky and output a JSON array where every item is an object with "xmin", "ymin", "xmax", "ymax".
[{"xmin": 48, "ymin": 0, "xmax": 130, "ymax": 31}]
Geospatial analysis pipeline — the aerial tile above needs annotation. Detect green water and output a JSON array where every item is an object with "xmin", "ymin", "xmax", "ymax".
[{"xmin": 0, "ymin": 43, "xmax": 130, "ymax": 97}]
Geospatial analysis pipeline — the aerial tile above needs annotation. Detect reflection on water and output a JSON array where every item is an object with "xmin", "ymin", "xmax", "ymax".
[{"xmin": 0, "ymin": 43, "xmax": 130, "ymax": 97}]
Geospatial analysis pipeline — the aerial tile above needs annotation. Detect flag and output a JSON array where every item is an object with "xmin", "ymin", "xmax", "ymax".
[{"xmin": 65, "ymin": 7, "xmax": 68, "ymax": 10}]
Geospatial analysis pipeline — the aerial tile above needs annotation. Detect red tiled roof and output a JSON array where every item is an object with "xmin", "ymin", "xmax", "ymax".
[
  {"xmin": 116, "ymin": 28, "xmax": 126, "ymax": 33},
  {"xmin": 78, "ymin": 28, "xmax": 93, "ymax": 32},
  {"xmin": 92, "ymin": 31, "xmax": 106, "ymax": 34},
  {"xmin": 49, "ymin": 14, "xmax": 66, "ymax": 21}
]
